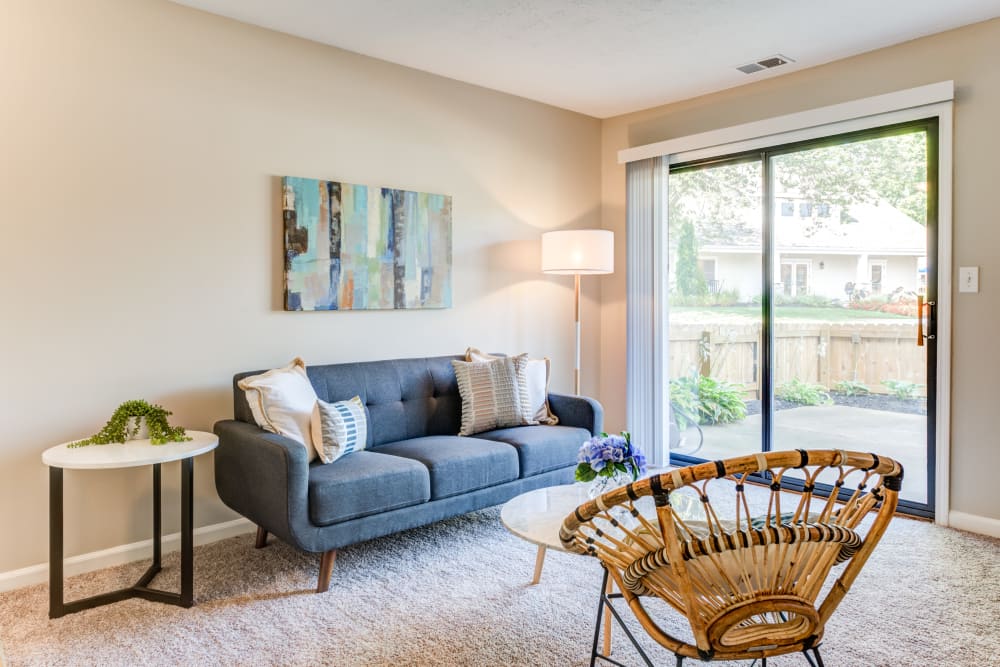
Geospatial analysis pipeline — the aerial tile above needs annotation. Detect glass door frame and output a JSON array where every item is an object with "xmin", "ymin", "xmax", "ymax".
[{"xmin": 667, "ymin": 118, "xmax": 939, "ymax": 519}]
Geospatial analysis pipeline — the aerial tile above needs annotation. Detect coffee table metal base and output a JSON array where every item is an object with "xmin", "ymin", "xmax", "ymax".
[{"xmin": 48, "ymin": 460, "xmax": 194, "ymax": 618}]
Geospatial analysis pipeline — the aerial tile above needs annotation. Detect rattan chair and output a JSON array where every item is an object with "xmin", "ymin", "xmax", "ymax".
[{"xmin": 560, "ymin": 449, "xmax": 903, "ymax": 666}]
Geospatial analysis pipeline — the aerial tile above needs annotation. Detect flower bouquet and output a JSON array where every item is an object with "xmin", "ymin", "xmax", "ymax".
[{"xmin": 575, "ymin": 431, "xmax": 647, "ymax": 496}]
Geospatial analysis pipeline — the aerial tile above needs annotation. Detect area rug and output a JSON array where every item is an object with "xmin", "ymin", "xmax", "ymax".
[{"xmin": 0, "ymin": 505, "xmax": 997, "ymax": 666}]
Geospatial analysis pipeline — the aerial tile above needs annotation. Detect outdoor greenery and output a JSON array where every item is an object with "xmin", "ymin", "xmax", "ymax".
[
  {"xmin": 69, "ymin": 399, "xmax": 191, "ymax": 447},
  {"xmin": 670, "ymin": 305, "xmax": 906, "ymax": 321},
  {"xmin": 882, "ymin": 379, "xmax": 923, "ymax": 399},
  {"xmin": 774, "ymin": 132, "xmax": 928, "ymax": 226},
  {"xmin": 675, "ymin": 220, "xmax": 707, "ymax": 298},
  {"xmin": 668, "ymin": 131, "xmax": 928, "ymax": 242},
  {"xmin": 670, "ymin": 288, "xmax": 741, "ymax": 307},
  {"xmin": 776, "ymin": 379, "xmax": 833, "ymax": 406},
  {"xmin": 833, "ymin": 380, "xmax": 871, "ymax": 396},
  {"xmin": 669, "ymin": 374, "xmax": 747, "ymax": 429}
]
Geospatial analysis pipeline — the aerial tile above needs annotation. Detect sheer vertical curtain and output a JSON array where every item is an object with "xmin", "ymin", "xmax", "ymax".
[{"xmin": 625, "ymin": 156, "xmax": 669, "ymax": 467}]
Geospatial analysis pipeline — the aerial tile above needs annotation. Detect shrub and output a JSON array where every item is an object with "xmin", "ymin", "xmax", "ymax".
[
  {"xmin": 849, "ymin": 295, "xmax": 917, "ymax": 317},
  {"xmin": 670, "ymin": 288, "xmax": 741, "ymax": 307},
  {"xmin": 833, "ymin": 380, "xmax": 870, "ymax": 396},
  {"xmin": 670, "ymin": 374, "xmax": 747, "ymax": 428},
  {"xmin": 776, "ymin": 379, "xmax": 832, "ymax": 406},
  {"xmin": 775, "ymin": 293, "xmax": 839, "ymax": 308},
  {"xmin": 882, "ymin": 379, "xmax": 922, "ymax": 399}
]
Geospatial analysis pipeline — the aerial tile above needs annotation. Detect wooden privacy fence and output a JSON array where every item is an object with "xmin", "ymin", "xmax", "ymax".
[{"xmin": 669, "ymin": 320, "xmax": 926, "ymax": 397}]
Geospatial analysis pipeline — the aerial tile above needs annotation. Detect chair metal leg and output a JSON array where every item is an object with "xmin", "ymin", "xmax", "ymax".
[{"xmin": 589, "ymin": 568, "xmax": 609, "ymax": 667}]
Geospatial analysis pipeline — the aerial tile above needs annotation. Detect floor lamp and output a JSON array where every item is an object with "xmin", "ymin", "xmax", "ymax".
[{"xmin": 541, "ymin": 229, "xmax": 614, "ymax": 395}]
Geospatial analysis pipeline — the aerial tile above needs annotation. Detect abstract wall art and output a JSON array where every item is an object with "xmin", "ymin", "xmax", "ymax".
[{"xmin": 282, "ymin": 176, "xmax": 452, "ymax": 311}]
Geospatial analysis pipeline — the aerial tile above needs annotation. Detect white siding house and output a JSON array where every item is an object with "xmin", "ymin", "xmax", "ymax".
[{"xmin": 694, "ymin": 199, "xmax": 926, "ymax": 301}]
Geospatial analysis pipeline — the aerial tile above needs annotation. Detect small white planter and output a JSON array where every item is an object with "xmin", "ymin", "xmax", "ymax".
[{"xmin": 127, "ymin": 417, "xmax": 150, "ymax": 441}]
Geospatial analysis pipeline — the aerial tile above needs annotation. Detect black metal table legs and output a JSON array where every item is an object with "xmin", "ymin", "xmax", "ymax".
[{"xmin": 48, "ymin": 458, "xmax": 195, "ymax": 618}]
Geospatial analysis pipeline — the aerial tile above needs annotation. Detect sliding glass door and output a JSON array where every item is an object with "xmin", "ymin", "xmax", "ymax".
[{"xmin": 666, "ymin": 120, "xmax": 937, "ymax": 517}]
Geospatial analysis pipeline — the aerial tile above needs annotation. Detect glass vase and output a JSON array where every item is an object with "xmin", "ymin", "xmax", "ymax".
[{"xmin": 588, "ymin": 470, "xmax": 634, "ymax": 500}]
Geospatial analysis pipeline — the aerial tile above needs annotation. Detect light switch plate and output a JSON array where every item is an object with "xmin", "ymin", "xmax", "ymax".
[{"xmin": 959, "ymin": 266, "xmax": 979, "ymax": 293}]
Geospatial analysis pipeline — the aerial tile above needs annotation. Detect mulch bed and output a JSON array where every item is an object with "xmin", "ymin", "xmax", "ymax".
[{"xmin": 745, "ymin": 393, "xmax": 927, "ymax": 416}]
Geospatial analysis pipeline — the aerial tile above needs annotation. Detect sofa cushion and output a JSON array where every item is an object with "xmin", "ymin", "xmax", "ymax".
[
  {"xmin": 476, "ymin": 425, "xmax": 591, "ymax": 478},
  {"xmin": 308, "ymin": 451, "xmax": 430, "ymax": 527},
  {"xmin": 375, "ymin": 436, "xmax": 519, "ymax": 500},
  {"xmin": 304, "ymin": 356, "xmax": 464, "ymax": 446}
]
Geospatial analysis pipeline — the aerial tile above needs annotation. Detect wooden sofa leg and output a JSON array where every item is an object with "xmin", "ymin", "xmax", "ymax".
[
  {"xmin": 255, "ymin": 526, "xmax": 269, "ymax": 548},
  {"xmin": 317, "ymin": 549, "xmax": 337, "ymax": 593}
]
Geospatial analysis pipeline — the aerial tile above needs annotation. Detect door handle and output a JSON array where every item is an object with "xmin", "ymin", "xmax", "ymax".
[{"xmin": 917, "ymin": 295, "xmax": 935, "ymax": 346}]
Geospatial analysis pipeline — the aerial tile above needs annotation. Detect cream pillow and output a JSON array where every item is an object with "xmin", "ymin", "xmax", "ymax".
[
  {"xmin": 311, "ymin": 396, "xmax": 368, "ymax": 464},
  {"xmin": 452, "ymin": 354, "xmax": 535, "ymax": 436},
  {"xmin": 465, "ymin": 347, "xmax": 558, "ymax": 425},
  {"xmin": 238, "ymin": 358, "xmax": 319, "ymax": 461}
]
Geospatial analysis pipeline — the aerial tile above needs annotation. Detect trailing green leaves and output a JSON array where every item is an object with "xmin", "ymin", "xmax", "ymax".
[{"xmin": 69, "ymin": 399, "xmax": 191, "ymax": 447}]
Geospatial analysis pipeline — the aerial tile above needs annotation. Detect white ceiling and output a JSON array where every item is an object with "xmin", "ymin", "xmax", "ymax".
[{"xmin": 170, "ymin": 0, "xmax": 1000, "ymax": 118}]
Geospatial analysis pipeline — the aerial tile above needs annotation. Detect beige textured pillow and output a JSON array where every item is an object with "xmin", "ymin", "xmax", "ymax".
[
  {"xmin": 465, "ymin": 347, "xmax": 558, "ymax": 425},
  {"xmin": 238, "ymin": 358, "xmax": 319, "ymax": 461},
  {"xmin": 452, "ymin": 354, "xmax": 535, "ymax": 436}
]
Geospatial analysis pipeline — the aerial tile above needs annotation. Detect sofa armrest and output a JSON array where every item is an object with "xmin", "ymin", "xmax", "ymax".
[
  {"xmin": 548, "ymin": 393, "xmax": 604, "ymax": 435},
  {"xmin": 213, "ymin": 420, "xmax": 312, "ymax": 549}
]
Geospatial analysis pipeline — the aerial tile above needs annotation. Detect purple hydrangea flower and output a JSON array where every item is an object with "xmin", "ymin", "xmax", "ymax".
[{"xmin": 574, "ymin": 431, "xmax": 647, "ymax": 482}]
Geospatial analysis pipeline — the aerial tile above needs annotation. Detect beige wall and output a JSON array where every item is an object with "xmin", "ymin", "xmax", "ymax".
[
  {"xmin": 600, "ymin": 19, "xmax": 1000, "ymax": 520},
  {"xmin": 0, "ymin": 0, "xmax": 601, "ymax": 573}
]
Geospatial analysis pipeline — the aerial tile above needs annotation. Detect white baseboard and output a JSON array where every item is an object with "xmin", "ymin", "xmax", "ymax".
[
  {"xmin": 948, "ymin": 510, "xmax": 1000, "ymax": 539},
  {"xmin": 0, "ymin": 518, "xmax": 254, "ymax": 594}
]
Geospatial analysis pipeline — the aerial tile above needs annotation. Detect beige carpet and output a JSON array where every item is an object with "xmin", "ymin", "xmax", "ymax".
[{"xmin": 0, "ymin": 504, "xmax": 998, "ymax": 666}]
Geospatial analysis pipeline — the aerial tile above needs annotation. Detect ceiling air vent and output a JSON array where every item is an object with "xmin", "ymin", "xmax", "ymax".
[{"xmin": 737, "ymin": 54, "xmax": 795, "ymax": 75}]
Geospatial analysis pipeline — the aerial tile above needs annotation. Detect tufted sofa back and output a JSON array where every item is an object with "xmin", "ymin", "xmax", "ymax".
[{"xmin": 232, "ymin": 355, "xmax": 464, "ymax": 447}]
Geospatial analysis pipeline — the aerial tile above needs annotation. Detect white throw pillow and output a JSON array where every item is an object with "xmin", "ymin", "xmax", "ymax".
[
  {"xmin": 465, "ymin": 347, "xmax": 558, "ymax": 425},
  {"xmin": 311, "ymin": 396, "xmax": 368, "ymax": 464},
  {"xmin": 452, "ymin": 354, "xmax": 536, "ymax": 436},
  {"xmin": 238, "ymin": 358, "xmax": 319, "ymax": 461}
]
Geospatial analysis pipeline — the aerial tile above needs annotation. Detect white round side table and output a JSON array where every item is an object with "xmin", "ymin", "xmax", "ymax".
[{"xmin": 41, "ymin": 431, "xmax": 218, "ymax": 618}]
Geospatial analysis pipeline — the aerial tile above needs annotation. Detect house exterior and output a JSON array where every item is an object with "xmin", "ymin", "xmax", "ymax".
[{"xmin": 696, "ymin": 197, "xmax": 927, "ymax": 302}]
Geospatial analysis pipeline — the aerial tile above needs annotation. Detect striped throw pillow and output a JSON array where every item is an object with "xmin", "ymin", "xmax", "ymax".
[
  {"xmin": 452, "ymin": 354, "xmax": 535, "ymax": 436},
  {"xmin": 465, "ymin": 347, "xmax": 559, "ymax": 425},
  {"xmin": 310, "ymin": 396, "xmax": 368, "ymax": 464}
]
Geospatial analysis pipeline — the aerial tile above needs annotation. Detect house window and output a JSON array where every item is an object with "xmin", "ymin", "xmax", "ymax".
[
  {"xmin": 780, "ymin": 201, "xmax": 794, "ymax": 216},
  {"xmin": 817, "ymin": 204, "xmax": 831, "ymax": 218},
  {"xmin": 699, "ymin": 257, "xmax": 720, "ymax": 293},
  {"xmin": 799, "ymin": 202, "xmax": 813, "ymax": 217}
]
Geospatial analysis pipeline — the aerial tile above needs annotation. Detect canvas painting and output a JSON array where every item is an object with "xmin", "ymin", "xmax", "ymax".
[{"xmin": 282, "ymin": 176, "xmax": 452, "ymax": 311}]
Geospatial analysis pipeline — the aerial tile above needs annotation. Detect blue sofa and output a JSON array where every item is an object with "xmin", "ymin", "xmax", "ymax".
[{"xmin": 213, "ymin": 354, "xmax": 603, "ymax": 592}]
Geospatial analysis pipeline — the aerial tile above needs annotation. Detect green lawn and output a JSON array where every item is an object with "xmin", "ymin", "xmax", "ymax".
[{"xmin": 671, "ymin": 305, "xmax": 909, "ymax": 321}]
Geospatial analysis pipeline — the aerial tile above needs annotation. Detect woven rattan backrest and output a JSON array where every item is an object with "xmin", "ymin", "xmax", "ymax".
[{"xmin": 560, "ymin": 449, "xmax": 903, "ymax": 662}]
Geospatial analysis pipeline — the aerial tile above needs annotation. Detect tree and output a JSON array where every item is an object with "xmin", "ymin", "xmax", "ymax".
[
  {"xmin": 666, "ymin": 129, "xmax": 929, "ymax": 247},
  {"xmin": 675, "ymin": 220, "xmax": 707, "ymax": 298},
  {"xmin": 771, "ymin": 131, "xmax": 928, "ymax": 225}
]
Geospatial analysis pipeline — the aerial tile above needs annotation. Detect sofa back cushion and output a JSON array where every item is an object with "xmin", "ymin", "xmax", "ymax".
[{"xmin": 233, "ymin": 355, "xmax": 463, "ymax": 447}]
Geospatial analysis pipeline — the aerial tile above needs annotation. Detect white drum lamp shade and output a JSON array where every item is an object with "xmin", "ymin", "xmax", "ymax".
[
  {"xmin": 541, "ymin": 229, "xmax": 614, "ymax": 275},
  {"xmin": 541, "ymin": 229, "xmax": 614, "ymax": 395}
]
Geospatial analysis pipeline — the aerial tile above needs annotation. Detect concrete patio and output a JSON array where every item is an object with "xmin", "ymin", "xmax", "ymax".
[{"xmin": 688, "ymin": 405, "xmax": 928, "ymax": 504}]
